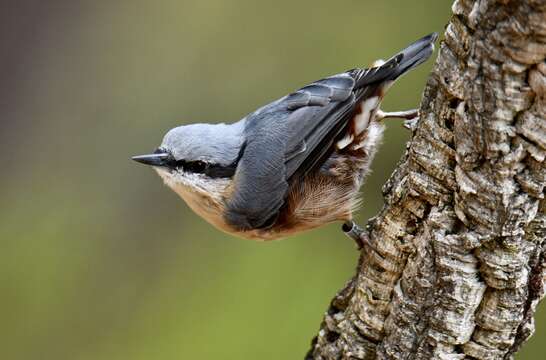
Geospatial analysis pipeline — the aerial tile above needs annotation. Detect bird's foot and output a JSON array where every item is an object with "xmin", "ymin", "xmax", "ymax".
[
  {"xmin": 403, "ymin": 117, "xmax": 420, "ymax": 131},
  {"xmin": 375, "ymin": 109, "xmax": 420, "ymax": 131},
  {"xmin": 342, "ymin": 221, "xmax": 369, "ymax": 250}
]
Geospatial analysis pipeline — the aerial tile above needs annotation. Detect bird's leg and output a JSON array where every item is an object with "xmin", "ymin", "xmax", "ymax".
[
  {"xmin": 342, "ymin": 221, "xmax": 369, "ymax": 250},
  {"xmin": 375, "ymin": 109, "xmax": 420, "ymax": 131},
  {"xmin": 376, "ymin": 109, "xmax": 418, "ymax": 120}
]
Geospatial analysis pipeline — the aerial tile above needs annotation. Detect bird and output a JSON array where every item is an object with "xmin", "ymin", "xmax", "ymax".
[{"xmin": 133, "ymin": 33, "xmax": 437, "ymax": 246}]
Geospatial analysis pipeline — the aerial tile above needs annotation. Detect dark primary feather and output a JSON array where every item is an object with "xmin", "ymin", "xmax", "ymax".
[{"xmin": 225, "ymin": 33, "xmax": 437, "ymax": 231}]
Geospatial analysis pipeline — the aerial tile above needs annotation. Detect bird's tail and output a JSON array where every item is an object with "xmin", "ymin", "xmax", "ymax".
[
  {"xmin": 390, "ymin": 32, "xmax": 438, "ymax": 79},
  {"xmin": 354, "ymin": 33, "xmax": 438, "ymax": 87}
]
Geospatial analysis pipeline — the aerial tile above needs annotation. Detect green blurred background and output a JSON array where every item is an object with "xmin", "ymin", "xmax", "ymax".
[{"xmin": 1, "ymin": 1, "xmax": 543, "ymax": 359}]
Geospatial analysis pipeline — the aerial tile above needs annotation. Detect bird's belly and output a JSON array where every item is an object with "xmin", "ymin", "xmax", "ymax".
[
  {"xmin": 240, "ymin": 173, "xmax": 361, "ymax": 241},
  {"xmin": 169, "ymin": 171, "xmax": 360, "ymax": 241}
]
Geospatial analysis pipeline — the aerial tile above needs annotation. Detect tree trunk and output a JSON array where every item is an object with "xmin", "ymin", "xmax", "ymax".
[{"xmin": 307, "ymin": 1, "xmax": 546, "ymax": 359}]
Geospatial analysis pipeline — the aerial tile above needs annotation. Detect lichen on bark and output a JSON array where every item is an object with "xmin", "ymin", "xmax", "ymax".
[{"xmin": 307, "ymin": 1, "xmax": 546, "ymax": 359}]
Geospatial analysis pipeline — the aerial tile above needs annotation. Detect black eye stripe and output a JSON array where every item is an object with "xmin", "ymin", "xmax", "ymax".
[
  {"xmin": 205, "ymin": 164, "xmax": 237, "ymax": 178},
  {"xmin": 184, "ymin": 160, "xmax": 208, "ymax": 173},
  {"xmin": 164, "ymin": 142, "xmax": 245, "ymax": 179},
  {"xmin": 170, "ymin": 159, "xmax": 236, "ymax": 179}
]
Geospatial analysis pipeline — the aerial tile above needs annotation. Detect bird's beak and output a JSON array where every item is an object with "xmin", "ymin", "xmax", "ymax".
[{"xmin": 132, "ymin": 153, "xmax": 173, "ymax": 167}]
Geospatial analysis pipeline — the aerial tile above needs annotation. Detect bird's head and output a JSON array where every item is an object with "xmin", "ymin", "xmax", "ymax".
[{"xmin": 132, "ymin": 122, "xmax": 245, "ymax": 208}]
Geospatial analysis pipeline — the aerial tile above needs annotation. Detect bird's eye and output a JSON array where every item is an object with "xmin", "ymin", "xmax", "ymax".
[{"xmin": 188, "ymin": 160, "xmax": 208, "ymax": 173}]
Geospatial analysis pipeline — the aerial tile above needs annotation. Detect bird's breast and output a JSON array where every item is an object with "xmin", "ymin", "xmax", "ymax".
[{"xmin": 172, "ymin": 183, "xmax": 230, "ymax": 230}]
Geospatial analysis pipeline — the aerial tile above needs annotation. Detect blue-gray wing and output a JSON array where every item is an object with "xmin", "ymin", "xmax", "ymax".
[
  {"xmin": 224, "ymin": 73, "xmax": 360, "ymax": 230},
  {"xmin": 223, "ymin": 117, "xmax": 290, "ymax": 231}
]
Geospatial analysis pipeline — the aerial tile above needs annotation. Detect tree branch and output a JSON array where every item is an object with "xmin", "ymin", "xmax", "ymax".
[{"xmin": 307, "ymin": 0, "xmax": 546, "ymax": 359}]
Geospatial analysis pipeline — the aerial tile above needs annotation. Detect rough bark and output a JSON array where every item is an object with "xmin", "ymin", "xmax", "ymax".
[{"xmin": 307, "ymin": 1, "xmax": 546, "ymax": 359}]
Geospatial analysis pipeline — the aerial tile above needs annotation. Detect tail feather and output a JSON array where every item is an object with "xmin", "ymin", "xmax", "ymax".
[
  {"xmin": 354, "ymin": 33, "xmax": 438, "ymax": 88},
  {"xmin": 390, "ymin": 32, "xmax": 438, "ymax": 78}
]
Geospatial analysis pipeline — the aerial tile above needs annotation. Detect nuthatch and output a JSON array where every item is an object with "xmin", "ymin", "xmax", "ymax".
[{"xmin": 133, "ymin": 33, "xmax": 437, "ymax": 245}]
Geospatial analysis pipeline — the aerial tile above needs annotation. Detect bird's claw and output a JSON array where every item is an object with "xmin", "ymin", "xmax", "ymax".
[
  {"xmin": 403, "ymin": 116, "xmax": 420, "ymax": 131},
  {"xmin": 342, "ymin": 221, "xmax": 369, "ymax": 250}
]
